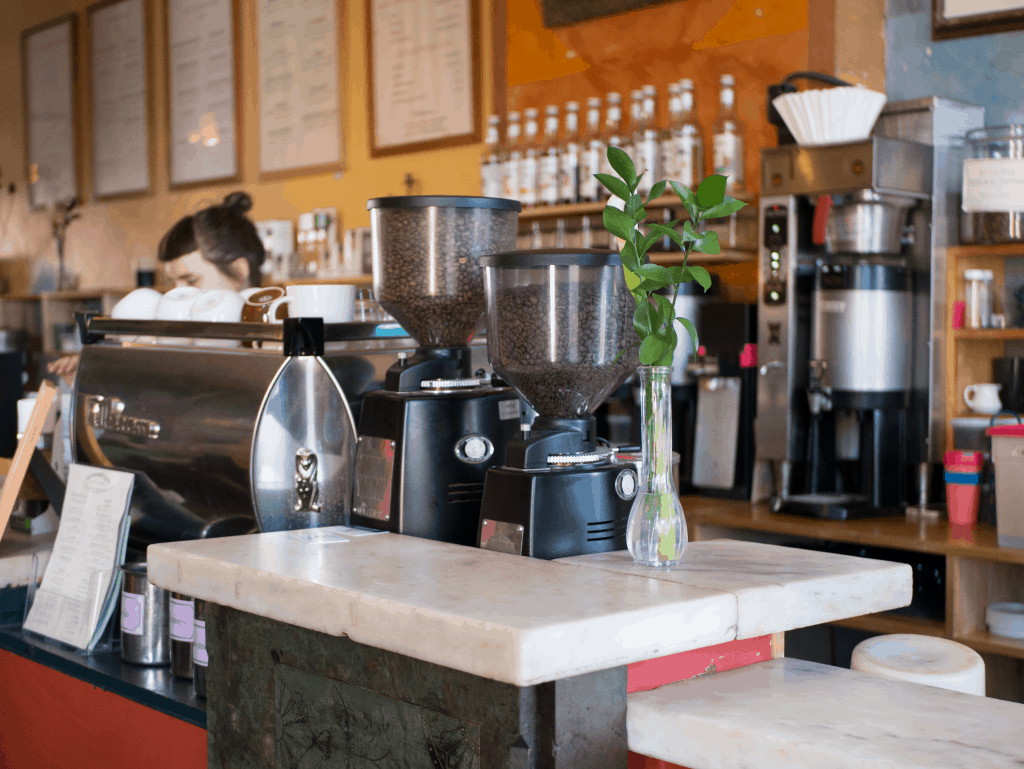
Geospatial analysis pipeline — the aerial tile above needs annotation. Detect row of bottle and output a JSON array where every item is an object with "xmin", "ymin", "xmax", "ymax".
[{"xmin": 480, "ymin": 75, "xmax": 745, "ymax": 207}]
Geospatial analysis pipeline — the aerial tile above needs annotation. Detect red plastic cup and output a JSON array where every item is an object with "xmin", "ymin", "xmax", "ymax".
[{"xmin": 944, "ymin": 450, "xmax": 982, "ymax": 526}]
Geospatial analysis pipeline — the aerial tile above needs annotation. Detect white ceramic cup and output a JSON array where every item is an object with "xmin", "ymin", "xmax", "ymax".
[
  {"xmin": 964, "ymin": 383, "xmax": 1003, "ymax": 415},
  {"xmin": 190, "ymin": 289, "xmax": 245, "ymax": 348},
  {"xmin": 111, "ymin": 288, "xmax": 162, "ymax": 320},
  {"xmin": 280, "ymin": 284, "xmax": 355, "ymax": 323},
  {"xmin": 155, "ymin": 286, "xmax": 203, "ymax": 346}
]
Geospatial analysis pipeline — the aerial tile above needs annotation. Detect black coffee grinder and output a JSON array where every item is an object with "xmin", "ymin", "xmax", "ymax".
[
  {"xmin": 476, "ymin": 250, "xmax": 640, "ymax": 560},
  {"xmin": 351, "ymin": 196, "xmax": 523, "ymax": 546}
]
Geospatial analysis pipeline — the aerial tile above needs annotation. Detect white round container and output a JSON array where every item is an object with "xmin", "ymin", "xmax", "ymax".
[{"xmin": 986, "ymin": 602, "xmax": 1024, "ymax": 640}]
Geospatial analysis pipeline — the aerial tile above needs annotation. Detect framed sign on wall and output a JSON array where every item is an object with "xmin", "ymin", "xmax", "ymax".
[
  {"xmin": 87, "ymin": 0, "xmax": 154, "ymax": 199},
  {"xmin": 933, "ymin": 0, "xmax": 1024, "ymax": 39},
  {"xmin": 165, "ymin": 0, "xmax": 242, "ymax": 188},
  {"xmin": 21, "ymin": 15, "xmax": 79, "ymax": 210},
  {"xmin": 367, "ymin": 0, "xmax": 480, "ymax": 157},
  {"xmin": 255, "ymin": 0, "xmax": 345, "ymax": 179}
]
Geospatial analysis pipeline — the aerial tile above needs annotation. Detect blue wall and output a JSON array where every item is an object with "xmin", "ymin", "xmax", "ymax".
[{"xmin": 886, "ymin": 0, "xmax": 1024, "ymax": 124}]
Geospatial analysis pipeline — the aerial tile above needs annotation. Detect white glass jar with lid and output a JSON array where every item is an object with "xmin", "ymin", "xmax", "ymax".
[
  {"xmin": 962, "ymin": 125, "xmax": 1024, "ymax": 243},
  {"xmin": 964, "ymin": 268, "xmax": 994, "ymax": 328}
]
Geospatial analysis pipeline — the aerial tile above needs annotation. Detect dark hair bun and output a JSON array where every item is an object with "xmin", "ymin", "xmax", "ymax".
[{"xmin": 223, "ymin": 191, "xmax": 253, "ymax": 216}]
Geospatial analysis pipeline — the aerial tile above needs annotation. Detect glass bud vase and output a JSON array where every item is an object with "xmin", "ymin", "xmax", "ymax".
[{"xmin": 626, "ymin": 365, "xmax": 687, "ymax": 567}]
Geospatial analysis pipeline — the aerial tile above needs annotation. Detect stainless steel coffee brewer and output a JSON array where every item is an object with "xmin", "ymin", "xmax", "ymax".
[
  {"xmin": 349, "ymin": 196, "xmax": 523, "ymax": 545},
  {"xmin": 757, "ymin": 136, "xmax": 932, "ymax": 518}
]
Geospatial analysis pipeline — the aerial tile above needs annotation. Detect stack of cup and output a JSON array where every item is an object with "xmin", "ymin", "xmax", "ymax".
[{"xmin": 944, "ymin": 450, "xmax": 983, "ymax": 527}]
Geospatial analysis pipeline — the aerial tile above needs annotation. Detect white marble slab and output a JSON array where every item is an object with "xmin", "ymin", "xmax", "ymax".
[
  {"xmin": 628, "ymin": 657, "xmax": 1024, "ymax": 768},
  {"xmin": 148, "ymin": 531, "xmax": 736, "ymax": 686},
  {"xmin": 558, "ymin": 540, "xmax": 912, "ymax": 638},
  {"xmin": 0, "ymin": 531, "xmax": 54, "ymax": 589}
]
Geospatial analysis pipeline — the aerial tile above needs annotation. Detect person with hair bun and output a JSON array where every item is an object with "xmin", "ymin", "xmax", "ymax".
[{"xmin": 47, "ymin": 192, "xmax": 266, "ymax": 379}]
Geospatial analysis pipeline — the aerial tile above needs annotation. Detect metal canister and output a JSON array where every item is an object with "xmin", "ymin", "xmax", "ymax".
[
  {"xmin": 169, "ymin": 592, "xmax": 194, "ymax": 679},
  {"xmin": 120, "ymin": 563, "xmax": 170, "ymax": 666},
  {"xmin": 192, "ymin": 598, "xmax": 208, "ymax": 698}
]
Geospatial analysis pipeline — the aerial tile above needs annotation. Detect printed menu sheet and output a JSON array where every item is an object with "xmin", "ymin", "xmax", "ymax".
[
  {"xmin": 370, "ymin": 0, "xmax": 475, "ymax": 152},
  {"xmin": 23, "ymin": 465, "xmax": 134, "ymax": 651},
  {"xmin": 90, "ymin": 0, "xmax": 150, "ymax": 197},
  {"xmin": 167, "ymin": 0, "xmax": 238, "ymax": 185},
  {"xmin": 257, "ymin": 0, "xmax": 342, "ymax": 174},
  {"xmin": 23, "ymin": 18, "xmax": 77, "ymax": 208}
]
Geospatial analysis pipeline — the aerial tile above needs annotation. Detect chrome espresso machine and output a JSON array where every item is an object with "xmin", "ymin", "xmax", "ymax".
[{"xmin": 756, "ymin": 97, "xmax": 985, "ymax": 518}]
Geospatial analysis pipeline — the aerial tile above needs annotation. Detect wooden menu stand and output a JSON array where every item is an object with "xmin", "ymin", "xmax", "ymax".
[{"xmin": 0, "ymin": 382, "xmax": 59, "ymax": 540}]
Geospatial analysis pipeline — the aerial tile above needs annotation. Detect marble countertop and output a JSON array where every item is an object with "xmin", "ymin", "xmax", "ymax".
[
  {"xmin": 629, "ymin": 657, "xmax": 1024, "ymax": 768},
  {"xmin": 148, "ymin": 532, "xmax": 910, "ymax": 686},
  {"xmin": 0, "ymin": 531, "xmax": 55, "ymax": 589}
]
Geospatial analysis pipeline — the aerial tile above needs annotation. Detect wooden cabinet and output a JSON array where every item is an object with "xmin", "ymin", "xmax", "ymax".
[{"xmin": 945, "ymin": 243, "xmax": 1024, "ymax": 449}]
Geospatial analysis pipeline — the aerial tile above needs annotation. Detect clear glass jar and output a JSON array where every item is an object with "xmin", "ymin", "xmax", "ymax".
[
  {"xmin": 964, "ymin": 268, "xmax": 995, "ymax": 328},
  {"xmin": 962, "ymin": 125, "xmax": 1024, "ymax": 243}
]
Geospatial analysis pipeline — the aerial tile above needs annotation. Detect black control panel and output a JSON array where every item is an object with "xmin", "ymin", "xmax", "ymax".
[{"xmin": 763, "ymin": 205, "xmax": 788, "ymax": 306}]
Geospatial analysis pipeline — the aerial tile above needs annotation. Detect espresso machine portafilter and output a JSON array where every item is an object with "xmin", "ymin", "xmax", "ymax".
[{"xmin": 756, "ymin": 136, "xmax": 933, "ymax": 519}]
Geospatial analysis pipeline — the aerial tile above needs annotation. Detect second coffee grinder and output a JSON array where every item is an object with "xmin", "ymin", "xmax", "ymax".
[
  {"xmin": 476, "ymin": 249, "xmax": 640, "ymax": 560},
  {"xmin": 351, "ymin": 196, "xmax": 522, "ymax": 545}
]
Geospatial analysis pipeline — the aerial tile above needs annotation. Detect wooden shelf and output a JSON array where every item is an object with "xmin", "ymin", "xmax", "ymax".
[
  {"xmin": 831, "ymin": 612, "xmax": 946, "ymax": 638},
  {"xmin": 275, "ymin": 275, "xmax": 373, "ymax": 287},
  {"xmin": 953, "ymin": 328, "xmax": 1024, "ymax": 340},
  {"xmin": 649, "ymin": 251, "xmax": 755, "ymax": 265},
  {"xmin": 956, "ymin": 630, "xmax": 1024, "ymax": 660},
  {"xmin": 517, "ymin": 191, "xmax": 758, "ymax": 223},
  {"xmin": 949, "ymin": 244, "xmax": 1024, "ymax": 260}
]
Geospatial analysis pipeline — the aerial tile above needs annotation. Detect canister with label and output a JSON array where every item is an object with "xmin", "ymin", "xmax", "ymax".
[
  {"xmin": 169, "ymin": 592, "xmax": 195, "ymax": 679},
  {"xmin": 120, "ymin": 563, "xmax": 170, "ymax": 666},
  {"xmin": 192, "ymin": 598, "xmax": 208, "ymax": 698}
]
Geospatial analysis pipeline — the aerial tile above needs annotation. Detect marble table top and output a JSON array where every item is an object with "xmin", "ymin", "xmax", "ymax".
[
  {"xmin": 0, "ymin": 531, "xmax": 54, "ymax": 589},
  {"xmin": 558, "ymin": 541, "xmax": 912, "ymax": 638},
  {"xmin": 148, "ymin": 533, "xmax": 910, "ymax": 686},
  {"xmin": 628, "ymin": 657, "xmax": 1024, "ymax": 768}
]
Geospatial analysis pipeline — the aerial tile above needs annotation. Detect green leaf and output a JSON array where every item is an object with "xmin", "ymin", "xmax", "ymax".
[
  {"xmin": 633, "ymin": 206, "xmax": 648, "ymax": 224},
  {"xmin": 634, "ymin": 300, "xmax": 657, "ymax": 338},
  {"xmin": 689, "ymin": 265, "xmax": 712, "ymax": 291},
  {"xmin": 655, "ymin": 326, "xmax": 677, "ymax": 367},
  {"xmin": 676, "ymin": 317, "xmax": 699, "ymax": 355},
  {"xmin": 700, "ymin": 196, "xmax": 747, "ymax": 221},
  {"xmin": 697, "ymin": 175, "xmax": 727, "ymax": 207},
  {"xmin": 647, "ymin": 180, "xmax": 667, "ymax": 204},
  {"xmin": 603, "ymin": 205, "xmax": 635, "ymax": 243},
  {"xmin": 667, "ymin": 265, "xmax": 695, "ymax": 283},
  {"xmin": 607, "ymin": 146, "xmax": 636, "ymax": 188},
  {"xmin": 653, "ymin": 293, "xmax": 676, "ymax": 327},
  {"xmin": 637, "ymin": 231, "xmax": 660, "ymax": 259},
  {"xmin": 639, "ymin": 334, "xmax": 671, "ymax": 365},
  {"xmin": 647, "ymin": 223, "xmax": 683, "ymax": 248},
  {"xmin": 623, "ymin": 266, "xmax": 641, "ymax": 290},
  {"xmin": 694, "ymin": 230, "xmax": 721, "ymax": 255},
  {"xmin": 634, "ymin": 263, "xmax": 671, "ymax": 283},
  {"xmin": 669, "ymin": 181, "xmax": 696, "ymax": 207},
  {"xmin": 595, "ymin": 173, "xmax": 631, "ymax": 202},
  {"xmin": 680, "ymin": 221, "xmax": 701, "ymax": 242},
  {"xmin": 620, "ymin": 240, "xmax": 640, "ymax": 271}
]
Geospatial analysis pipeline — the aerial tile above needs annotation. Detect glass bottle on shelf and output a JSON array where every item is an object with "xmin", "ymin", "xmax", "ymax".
[
  {"xmin": 559, "ymin": 101, "xmax": 581, "ymax": 204},
  {"xmin": 582, "ymin": 215, "xmax": 592, "ymax": 248},
  {"xmin": 579, "ymin": 97, "xmax": 603, "ymax": 203},
  {"xmin": 531, "ymin": 221, "xmax": 543, "ymax": 248},
  {"xmin": 661, "ymin": 82, "xmax": 682, "ymax": 182},
  {"xmin": 521, "ymin": 108, "xmax": 541, "ymax": 208},
  {"xmin": 481, "ymin": 114, "xmax": 503, "ymax": 198},
  {"xmin": 712, "ymin": 74, "xmax": 744, "ymax": 192},
  {"xmin": 635, "ymin": 84, "xmax": 663, "ymax": 199},
  {"xmin": 502, "ymin": 111, "xmax": 523, "ymax": 203},
  {"xmin": 676, "ymin": 79, "xmax": 705, "ymax": 190},
  {"xmin": 600, "ymin": 93, "xmax": 626, "ymax": 200},
  {"xmin": 539, "ymin": 105, "xmax": 561, "ymax": 207},
  {"xmin": 297, "ymin": 213, "xmax": 318, "ymax": 276},
  {"xmin": 625, "ymin": 89, "xmax": 643, "ymax": 169}
]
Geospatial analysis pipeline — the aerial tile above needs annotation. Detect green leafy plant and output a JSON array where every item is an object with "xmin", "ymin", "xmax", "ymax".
[{"xmin": 597, "ymin": 147, "xmax": 747, "ymax": 366}]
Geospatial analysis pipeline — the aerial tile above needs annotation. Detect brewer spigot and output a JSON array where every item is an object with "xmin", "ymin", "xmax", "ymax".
[{"xmin": 807, "ymin": 359, "xmax": 833, "ymax": 415}]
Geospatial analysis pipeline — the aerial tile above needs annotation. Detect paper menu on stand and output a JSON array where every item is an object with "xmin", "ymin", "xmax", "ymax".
[{"xmin": 23, "ymin": 465, "xmax": 135, "ymax": 650}]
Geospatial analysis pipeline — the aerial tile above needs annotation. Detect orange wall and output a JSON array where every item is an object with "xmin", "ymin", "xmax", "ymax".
[{"xmin": 506, "ymin": 0, "xmax": 811, "ymax": 196}]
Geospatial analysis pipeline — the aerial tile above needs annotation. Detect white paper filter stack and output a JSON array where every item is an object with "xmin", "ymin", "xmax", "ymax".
[{"xmin": 773, "ymin": 86, "xmax": 887, "ymax": 146}]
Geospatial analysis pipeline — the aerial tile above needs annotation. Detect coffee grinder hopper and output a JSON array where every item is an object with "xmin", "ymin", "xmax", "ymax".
[
  {"xmin": 481, "ymin": 249, "xmax": 638, "ymax": 465},
  {"xmin": 368, "ymin": 196, "xmax": 520, "ymax": 388}
]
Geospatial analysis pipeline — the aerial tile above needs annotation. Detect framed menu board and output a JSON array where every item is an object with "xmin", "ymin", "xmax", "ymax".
[
  {"xmin": 165, "ymin": 0, "xmax": 241, "ymax": 188},
  {"xmin": 87, "ymin": 0, "xmax": 153, "ymax": 199},
  {"xmin": 367, "ymin": 0, "xmax": 480, "ymax": 157},
  {"xmin": 21, "ymin": 15, "xmax": 79, "ymax": 210},
  {"xmin": 256, "ymin": 0, "xmax": 345, "ymax": 179}
]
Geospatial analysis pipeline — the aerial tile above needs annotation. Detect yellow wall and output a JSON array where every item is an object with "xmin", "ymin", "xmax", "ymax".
[{"xmin": 0, "ymin": 0, "xmax": 497, "ymax": 289}]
